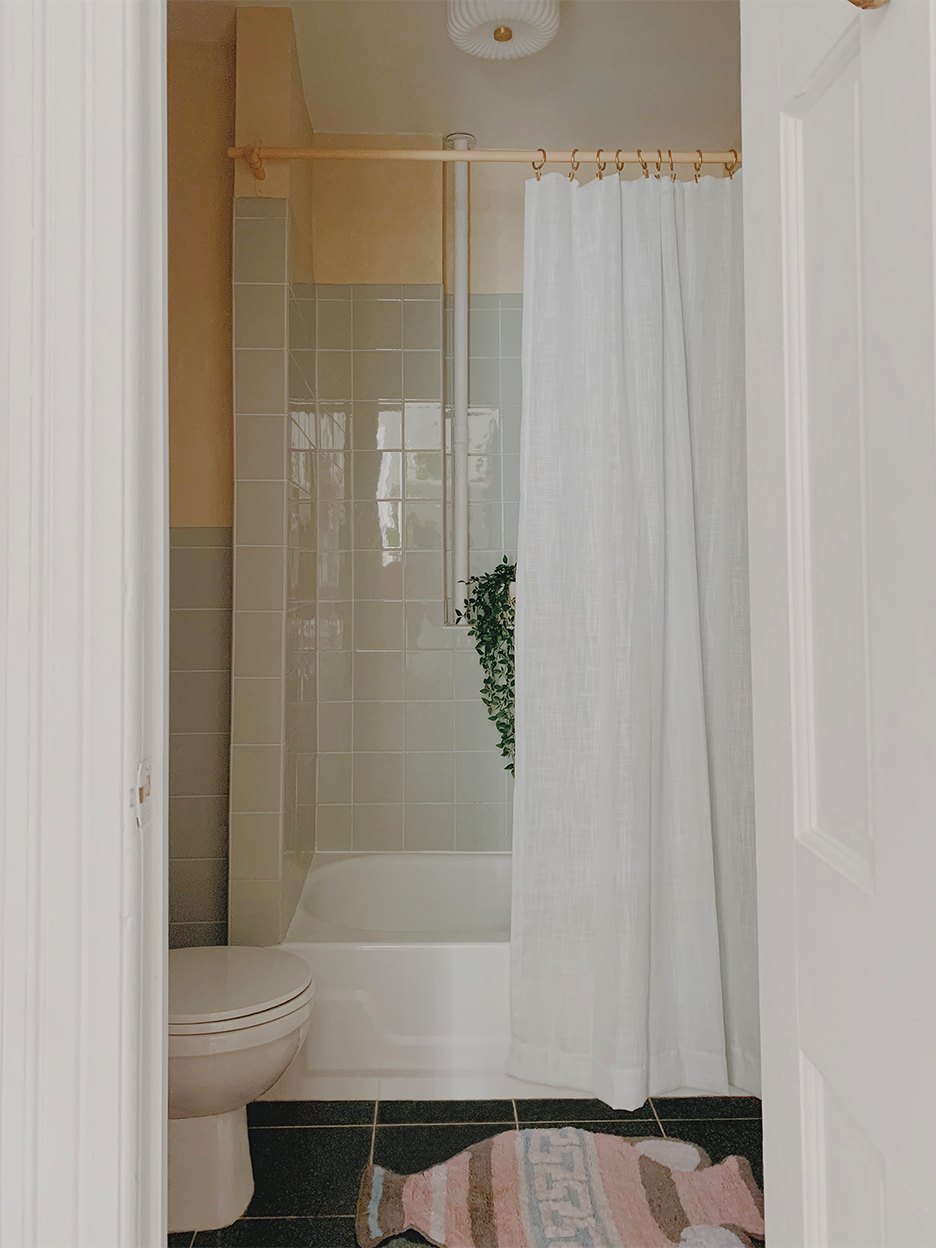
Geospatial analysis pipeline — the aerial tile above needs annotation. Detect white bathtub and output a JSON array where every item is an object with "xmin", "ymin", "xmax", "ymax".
[{"xmin": 262, "ymin": 852, "xmax": 582, "ymax": 1101}]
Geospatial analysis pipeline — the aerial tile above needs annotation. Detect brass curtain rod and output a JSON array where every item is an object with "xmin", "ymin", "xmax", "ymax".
[{"xmin": 229, "ymin": 146, "xmax": 741, "ymax": 181}]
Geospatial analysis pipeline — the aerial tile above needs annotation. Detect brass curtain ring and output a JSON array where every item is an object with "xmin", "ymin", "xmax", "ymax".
[
  {"xmin": 614, "ymin": 149, "xmax": 624, "ymax": 174},
  {"xmin": 532, "ymin": 148, "xmax": 547, "ymax": 181},
  {"xmin": 725, "ymin": 149, "xmax": 738, "ymax": 180},
  {"xmin": 569, "ymin": 149, "xmax": 580, "ymax": 181},
  {"xmin": 668, "ymin": 149, "xmax": 675, "ymax": 182},
  {"xmin": 694, "ymin": 149, "xmax": 703, "ymax": 184},
  {"xmin": 655, "ymin": 149, "xmax": 663, "ymax": 179},
  {"xmin": 596, "ymin": 149, "xmax": 606, "ymax": 180},
  {"xmin": 637, "ymin": 149, "xmax": 649, "ymax": 179}
]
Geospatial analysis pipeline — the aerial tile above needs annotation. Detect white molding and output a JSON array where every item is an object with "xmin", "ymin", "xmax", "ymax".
[{"xmin": 0, "ymin": 3, "xmax": 167, "ymax": 1245}]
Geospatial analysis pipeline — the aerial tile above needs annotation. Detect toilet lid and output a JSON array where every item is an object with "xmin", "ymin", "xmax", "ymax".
[{"xmin": 168, "ymin": 946, "xmax": 313, "ymax": 1025}]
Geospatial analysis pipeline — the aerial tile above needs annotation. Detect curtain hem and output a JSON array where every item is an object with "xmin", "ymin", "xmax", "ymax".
[{"xmin": 507, "ymin": 1038, "xmax": 735, "ymax": 1113}]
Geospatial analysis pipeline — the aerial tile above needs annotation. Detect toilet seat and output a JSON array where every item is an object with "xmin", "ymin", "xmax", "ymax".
[{"xmin": 169, "ymin": 946, "xmax": 313, "ymax": 1035}]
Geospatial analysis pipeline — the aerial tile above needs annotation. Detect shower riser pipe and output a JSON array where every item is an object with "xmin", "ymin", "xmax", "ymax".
[{"xmin": 452, "ymin": 135, "xmax": 470, "ymax": 619}]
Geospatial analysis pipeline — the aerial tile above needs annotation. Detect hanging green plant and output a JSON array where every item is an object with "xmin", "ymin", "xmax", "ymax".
[{"xmin": 457, "ymin": 556, "xmax": 516, "ymax": 774}]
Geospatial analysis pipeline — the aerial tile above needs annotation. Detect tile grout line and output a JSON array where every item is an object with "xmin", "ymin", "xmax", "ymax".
[
  {"xmin": 512, "ymin": 1099, "xmax": 520, "ymax": 1131},
  {"xmin": 370, "ymin": 1097, "xmax": 378, "ymax": 1164},
  {"xmin": 649, "ymin": 1098, "xmax": 667, "ymax": 1138}
]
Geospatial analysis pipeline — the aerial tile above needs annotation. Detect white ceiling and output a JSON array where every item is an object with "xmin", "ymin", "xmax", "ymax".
[
  {"xmin": 291, "ymin": 0, "xmax": 741, "ymax": 150},
  {"xmin": 167, "ymin": 0, "xmax": 741, "ymax": 152}
]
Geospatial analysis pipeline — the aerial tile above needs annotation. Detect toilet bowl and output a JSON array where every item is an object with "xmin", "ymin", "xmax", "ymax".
[{"xmin": 167, "ymin": 946, "xmax": 314, "ymax": 1234}]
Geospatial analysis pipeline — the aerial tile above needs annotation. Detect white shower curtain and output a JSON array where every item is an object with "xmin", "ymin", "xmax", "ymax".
[{"xmin": 508, "ymin": 171, "xmax": 759, "ymax": 1109}]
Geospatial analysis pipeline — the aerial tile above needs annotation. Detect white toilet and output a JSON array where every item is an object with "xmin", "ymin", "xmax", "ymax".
[{"xmin": 167, "ymin": 946, "xmax": 315, "ymax": 1234}]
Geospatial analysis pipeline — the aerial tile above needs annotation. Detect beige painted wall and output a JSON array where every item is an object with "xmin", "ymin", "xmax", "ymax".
[
  {"xmin": 168, "ymin": 38, "xmax": 235, "ymax": 528},
  {"xmin": 234, "ymin": 6, "xmax": 315, "ymax": 284},
  {"xmin": 311, "ymin": 133, "xmax": 443, "ymax": 286}
]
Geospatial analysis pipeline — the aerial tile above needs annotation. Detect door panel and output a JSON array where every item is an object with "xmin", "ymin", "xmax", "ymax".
[{"xmin": 742, "ymin": 2, "xmax": 936, "ymax": 1243}]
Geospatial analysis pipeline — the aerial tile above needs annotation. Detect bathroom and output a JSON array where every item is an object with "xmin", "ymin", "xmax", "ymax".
[{"xmin": 167, "ymin": 1, "xmax": 760, "ymax": 1242}]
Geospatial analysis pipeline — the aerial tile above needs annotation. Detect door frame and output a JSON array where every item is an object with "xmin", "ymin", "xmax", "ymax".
[{"xmin": 0, "ymin": 2, "xmax": 167, "ymax": 1244}]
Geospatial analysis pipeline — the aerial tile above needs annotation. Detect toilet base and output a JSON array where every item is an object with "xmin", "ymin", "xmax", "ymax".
[{"xmin": 168, "ymin": 1107, "xmax": 254, "ymax": 1233}]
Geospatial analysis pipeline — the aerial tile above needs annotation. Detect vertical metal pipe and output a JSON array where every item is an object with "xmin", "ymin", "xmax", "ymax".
[{"xmin": 448, "ymin": 133, "xmax": 473, "ymax": 618}]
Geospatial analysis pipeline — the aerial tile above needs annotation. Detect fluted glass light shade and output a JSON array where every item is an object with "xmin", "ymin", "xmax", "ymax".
[{"xmin": 447, "ymin": 0, "xmax": 560, "ymax": 60}]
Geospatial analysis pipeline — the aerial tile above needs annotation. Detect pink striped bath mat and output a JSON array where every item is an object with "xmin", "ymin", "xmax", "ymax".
[{"xmin": 357, "ymin": 1127, "xmax": 764, "ymax": 1248}]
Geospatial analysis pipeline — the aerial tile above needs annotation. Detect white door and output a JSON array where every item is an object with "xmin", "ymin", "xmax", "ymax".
[{"xmin": 742, "ymin": 1, "xmax": 936, "ymax": 1244}]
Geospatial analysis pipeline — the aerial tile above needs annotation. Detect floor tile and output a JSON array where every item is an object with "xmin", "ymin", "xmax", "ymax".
[
  {"xmin": 377, "ymin": 1098, "xmax": 514, "ymax": 1125},
  {"xmin": 193, "ymin": 1216, "xmax": 357, "ymax": 1246},
  {"xmin": 659, "ymin": 1116, "xmax": 764, "ymax": 1191},
  {"xmin": 515, "ymin": 1096, "xmax": 656, "ymax": 1122},
  {"xmin": 248, "ymin": 1101, "xmax": 375, "ymax": 1128},
  {"xmin": 651, "ymin": 1094, "xmax": 762, "ymax": 1120},
  {"xmin": 245, "ymin": 1127, "xmax": 372, "ymax": 1217},
  {"xmin": 373, "ymin": 1123, "xmax": 505, "ymax": 1174},
  {"xmin": 518, "ymin": 1119, "xmax": 663, "ymax": 1139},
  {"xmin": 168, "ymin": 1235, "xmax": 194, "ymax": 1248}
]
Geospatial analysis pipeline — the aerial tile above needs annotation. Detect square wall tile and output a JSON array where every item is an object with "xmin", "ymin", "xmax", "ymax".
[
  {"xmin": 230, "ymin": 744, "xmax": 283, "ymax": 813},
  {"xmin": 236, "ymin": 546, "xmax": 285, "ymax": 611},
  {"xmin": 403, "ymin": 300, "xmax": 442, "ymax": 351},
  {"xmin": 317, "ymin": 351, "xmax": 352, "ymax": 402},
  {"xmin": 233, "ymin": 217, "xmax": 286, "ymax": 283},
  {"xmin": 404, "ymin": 804, "xmax": 455, "ymax": 851},
  {"xmin": 235, "ymin": 284, "xmax": 286, "ymax": 349},
  {"xmin": 319, "ymin": 702, "xmax": 353, "ymax": 752},
  {"xmin": 318, "ymin": 502, "xmax": 352, "ymax": 551},
  {"xmin": 233, "ymin": 611, "xmax": 283, "ymax": 679},
  {"xmin": 353, "ymin": 804, "xmax": 403, "ymax": 851},
  {"xmin": 353, "ymin": 300, "xmax": 402, "ymax": 350},
  {"xmin": 453, "ymin": 649, "xmax": 484, "ymax": 700},
  {"xmin": 229, "ymin": 880, "xmax": 282, "ymax": 946},
  {"xmin": 232, "ymin": 677, "xmax": 283, "ymax": 745},
  {"xmin": 469, "ymin": 309, "xmax": 500, "ymax": 358},
  {"xmin": 168, "ymin": 858, "xmax": 227, "ymax": 925},
  {"xmin": 236, "ymin": 415, "xmax": 285, "ymax": 481},
  {"xmin": 354, "ymin": 599, "xmax": 404, "ymax": 650},
  {"xmin": 353, "ymin": 701, "xmax": 403, "ymax": 752},
  {"xmin": 353, "ymin": 500, "xmax": 402, "ymax": 551},
  {"xmin": 354, "ymin": 650, "xmax": 404, "ymax": 700},
  {"xmin": 237, "ymin": 480, "xmax": 286, "ymax": 546},
  {"xmin": 404, "ymin": 503, "xmax": 443, "ymax": 551},
  {"xmin": 405, "ymin": 650, "xmax": 454, "ymax": 700},
  {"xmin": 455, "ymin": 751, "xmax": 508, "ymax": 803},
  {"xmin": 405, "ymin": 701, "xmax": 454, "ymax": 752},
  {"xmin": 316, "ymin": 600, "xmax": 352, "ymax": 650},
  {"xmin": 169, "ymin": 795, "xmax": 229, "ymax": 860},
  {"xmin": 456, "ymin": 699, "xmax": 500, "ymax": 751},
  {"xmin": 230, "ymin": 812, "xmax": 283, "ymax": 881},
  {"xmin": 456, "ymin": 803, "xmax": 507, "ymax": 851},
  {"xmin": 404, "ymin": 552, "xmax": 444, "ymax": 601},
  {"xmin": 403, "ymin": 351, "xmax": 442, "ymax": 401},
  {"xmin": 354, "ymin": 550, "xmax": 403, "ymax": 601},
  {"xmin": 354, "ymin": 451, "xmax": 402, "ymax": 500},
  {"xmin": 353, "ymin": 351, "xmax": 403, "ymax": 402},
  {"xmin": 317, "ymin": 300, "xmax": 352, "ymax": 350},
  {"xmin": 169, "ymin": 671, "xmax": 231, "ymax": 735},
  {"xmin": 317, "ymin": 753, "xmax": 352, "ymax": 804},
  {"xmin": 170, "ymin": 546, "xmax": 232, "ymax": 611},
  {"xmin": 352, "ymin": 402, "xmax": 402, "ymax": 451},
  {"xmin": 235, "ymin": 349, "xmax": 285, "ymax": 415},
  {"xmin": 405, "ymin": 752, "xmax": 454, "ymax": 804},
  {"xmin": 467, "ymin": 407, "xmax": 500, "ymax": 455},
  {"xmin": 235, "ymin": 197, "xmax": 287, "ymax": 220},
  {"xmin": 170, "ymin": 609, "xmax": 231, "ymax": 673},
  {"xmin": 318, "ymin": 551, "xmax": 353, "ymax": 602},
  {"xmin": 404, "ymin": 600, "xmax": 452, "ymax": 650},
  {"xmin": 353, "ymin": 753, "xmax": 403, "ymax": 804},
  {"xmin": 354, "ymin": 284, "xmax": 401, "ymax": 300},
  {"xmin": 318, "ymin": 651, "xmax": 353, "ymax": 702},
  {"xmin": 316, "ymin": 805, "xmax": 352, "ymax": 850},
  {"xmin": 169, "ymin": 733, "xmax": 229, "ymax": 798},
  {"xmin": 170, "ymin": 526, "xmax": 233, "ymax": 549},
  {"xmin": 500, "ymin": 307, "xmax": 522, "ymax": 357},
  {"xmin": 404, "ymin": 452, "xmax": 443, "ymax": 500}
]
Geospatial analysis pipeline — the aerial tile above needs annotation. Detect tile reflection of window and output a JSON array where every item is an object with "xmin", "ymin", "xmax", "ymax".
[
  {"xmin": 377, "ymin": 500, "xmax": 401, "ymax": 549},
  {"xmin": 377, "ymin": 452, "xmax": 395, "ymax": 501}
]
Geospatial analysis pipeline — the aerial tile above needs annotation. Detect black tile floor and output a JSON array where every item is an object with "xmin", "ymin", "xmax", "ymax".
[{"xmin": 169, "ymin": 1095, "xmax": 763, "ymax": 1248}]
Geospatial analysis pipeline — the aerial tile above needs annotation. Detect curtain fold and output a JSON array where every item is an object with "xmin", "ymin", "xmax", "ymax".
[{"xmin": 508, "ymin": 172, "xmax": 759, "ymax": 1109}]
